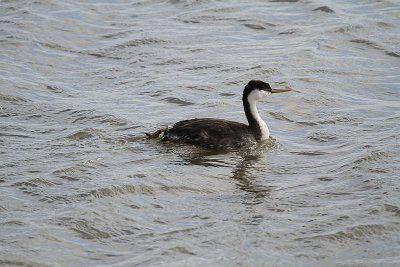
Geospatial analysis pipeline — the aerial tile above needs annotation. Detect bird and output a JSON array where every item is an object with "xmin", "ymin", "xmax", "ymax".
[{"xmin": 147, "ymin": 80, "xmax": 291, "ymax": 149}]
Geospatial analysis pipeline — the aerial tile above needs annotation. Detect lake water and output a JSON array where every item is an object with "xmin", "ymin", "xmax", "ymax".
[{"xmin": 1, "ymin": 0, "xmax": 400, "ymax": 266}]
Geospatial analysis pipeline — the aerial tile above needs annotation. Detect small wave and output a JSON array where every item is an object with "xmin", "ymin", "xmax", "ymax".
[
  {"xmin": 296, "ymin": 223, "xmax": 394, "ymax": 243},
  {"xmin": 41, "ymin": 41, "xmax": 74, "ymax": 53},
  {"xmin": 313, "ymin": 6, "xmax": 334, "ymax": 13},
  {"xmin": 0, "ymin": 19, "xmax": 25, "ymax": 27},
  {"xmin": 333, "ymin": 24, "xmax": 363, "ymax": 33},
  {"xmin": 181, "ymin": 19, "xmax": 201, "ymax": 24},
  {"xmin": 0, "ymin": 132, "xmax": 32, "ymax": 139},
  {"xmin": 39, "ymin": 182, "xmax": 156, "ymax": 204},
  {"xmin": 72, "ymin": 38, "xmax": 167, "ymax": 59},
  {"xmin": 52, "ymin": 166, "xmax": 90, "ymax": 181},
  {"xmin": 67, "ymin": 129, "xmax": 97, "ymax": 141},
  {"xmin": 318, "ymin": 177, "xmax": 333, "ymax": 182},
  {"xmin": 56, "ymin": 217, "xmax": 112, "ymax": 240},
  {"xmin": 162, "ymin": 97, "xmax": 195, "ymax": 106},
  {"xmin": 384, "ymin": 204, "xmax": 400, "ymax": 217},
  {"xmin": 54, "ymin": 214, "xmax": 143, "ymax": 241},
  {"xmin": 291, "ymin": 151, "xmax": 328, "ymax": 156},
  {"xmin": 0, "ymin": 34, "xmax": 27, "ymax": 49},
  {"xmin": 139, "ymin": 89, "xmax": 169, "ymax": 97},
  {"xmin": 375, "ymin": 21, "xmax": 395, "ymax": 29},
  {"xmin": 165, "ymin": 246, "xmax": 196, "ymax": 256},
  {"xmin": 296, "ymin": 121, "xmax": 319, "ymax": 126},
  {"xmin": 279, "ymin": 29, "xmax": 297, "ymax": 35},
  {"xmin": 351, "ymin": 39, "xmax": 378, "ymax": 47},
  {"xmin": 101, "ymin": 30, "xmax": 135, "ymax": 39},
  {"xmin": 0, "ymin": 93, "xmax": 27, "ymax": 102},
  {"xmin": 155, "ymin": 59, "xmax": 185, "ymax": 66},
  {"xmin": 219, "ymin": 92, "xmax": 236, "ymax": 97},
  {"xmin": 83, "ymin": 51, "xmax": 122, "ymax": 60},
  {"xmin": 243, "ymin": 23, "xmax": 266, "ymax": 30},
  {"xmin": 385, "ymin": 51, "xmax": 400, "ymax": 58},
  {"xmin": 270, "ymin": 0, "xmax": 299, "ymax": 2},
  {"xmin": 361, "ymin": 178, "xmax": 384, "ymax": 190},
  {"xmin": 352, "ymin": 150, "xmax": 392, "ymax": 174},
  {"xmin": 13, "ymin": 177, "xmax": 56, "ymax": 188},
  {"xmin": 350, "ymin": 39, "xmax": 399, "ymax": 58},
  {"xmin": 113, "ymin": 38, "xmax": 167, "ymax": 49},
  {"xmin": 77, "ymin": 184, "xmax": 155, "ymax": 199},
  {"xmin": 353, "ymin": 151, "xmax": 389, "ymax": 166},
  {"xmin": 301, "ymin": 115, "xmax": 358, "ymax": 126},
  {"xmin": 307, "ymin": 131, "xmax": 337, "ymax": 143},
  {"xmin": 183, "ymin": 63, "xmax": 223, "ymax": 71},
  {"xmin": 57, "ymin": 108, "xmax": 128, "ymax": 127},
  {"xmin": 45, "ymin": 85, "xmax": 66, "ymax": 95},
  {"xmin": 12, "ymin": 177, "xmax": 57, "ymax": 197},
  {"xmin": 238, "ymin": 19, "xmax": 276, "ymax": 28},
  {"xmin": 0, "ymin": 220, "xmax": 26, "ymax": 226},
  {"xmin": 0, "ymin": 259, "xmax": 50, "ymax": 267},
  {"xmin": 40, "ymin": 41, "xmax": 122, "ymax": 59},
  {"xmin": 153, "ymin": 182, "xmax": 208, "ymax": 194},
  {"xmin": 39, "ymin": 195, "xmax": 72, "ymax": 204},
  {"xmin": 115, "ymin": 134, "xmax": 144, "ymax": 144},
  {"xmin": 269, "ymin": 112, "xmax": 294, "ymax": 123}
]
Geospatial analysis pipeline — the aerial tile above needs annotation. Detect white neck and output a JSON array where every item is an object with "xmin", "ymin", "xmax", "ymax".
[{"xmin": 247, "ymin": 91, "xmax": 270, "ymax": 140}]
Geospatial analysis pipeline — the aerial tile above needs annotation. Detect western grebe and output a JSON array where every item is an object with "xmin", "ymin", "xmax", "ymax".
[{"xmin": 148, "ymin": 80, "xmax": 291, "ymax": 149}]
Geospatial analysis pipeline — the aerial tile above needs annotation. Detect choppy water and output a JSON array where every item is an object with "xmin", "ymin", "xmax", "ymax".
[{"xmin": 1, "ymin": 0, "xmax": 400, "ymax": 266}]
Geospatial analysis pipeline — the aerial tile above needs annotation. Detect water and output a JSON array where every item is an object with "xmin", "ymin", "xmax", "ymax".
[{"xmin": 1, "ymin": 0, "xmax": 399, "ymax": 266}]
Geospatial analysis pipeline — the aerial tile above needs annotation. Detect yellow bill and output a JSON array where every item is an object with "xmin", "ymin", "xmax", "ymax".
[{"xmin": 271, "ymin": 88, "xmax": 291, "ymax": 93}]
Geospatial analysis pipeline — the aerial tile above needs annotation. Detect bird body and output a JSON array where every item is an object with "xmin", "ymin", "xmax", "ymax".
[{"xmin": 163, "ymin": 118, "xmax": 257, "ymax": 149}]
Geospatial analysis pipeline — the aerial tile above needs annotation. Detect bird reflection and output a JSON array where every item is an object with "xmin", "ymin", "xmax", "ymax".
[
  {"xmin": 175, "ymin": 143, "xmax": 275, "ymax": 204},
  {"xmin": 230, "ymin": 154, "xmax": 272, "ymax": 203},
  {"xmin": 148, "ymin": 135, "xmax": 278, "ymax": 205}
]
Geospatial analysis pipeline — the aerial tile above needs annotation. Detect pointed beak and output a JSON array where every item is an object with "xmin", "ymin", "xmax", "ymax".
[{"xmin": 271, "ymin": 88, "xmax": 291, "ymax": 93}]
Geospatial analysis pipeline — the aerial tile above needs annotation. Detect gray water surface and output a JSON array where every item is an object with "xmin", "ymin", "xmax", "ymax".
[{"xmin": 1, "ymin": 0, "xmax": 400, "ymax": 266}]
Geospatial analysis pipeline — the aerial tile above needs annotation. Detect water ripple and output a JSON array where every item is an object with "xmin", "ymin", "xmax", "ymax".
[{"xmin": 1, "ymin": 0, "xmax": 399, "ymax": 266}]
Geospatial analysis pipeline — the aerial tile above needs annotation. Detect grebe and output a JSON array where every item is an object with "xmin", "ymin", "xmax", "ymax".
[{"xmin": 149, "ymin": 80, "xmax": 291, "ymax": 149}]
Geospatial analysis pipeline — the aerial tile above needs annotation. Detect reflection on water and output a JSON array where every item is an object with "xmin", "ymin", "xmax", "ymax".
[
  {"xmin": 230, "ymin": 154, "xmax": 272, "ymax": 203},
  {"xmin": 1, "ymin": 0, "xmax": 400, "ymax": 266},
  {"xmin": 169, "ymin": 141, "xmax": 277, "ymax": 203}
]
